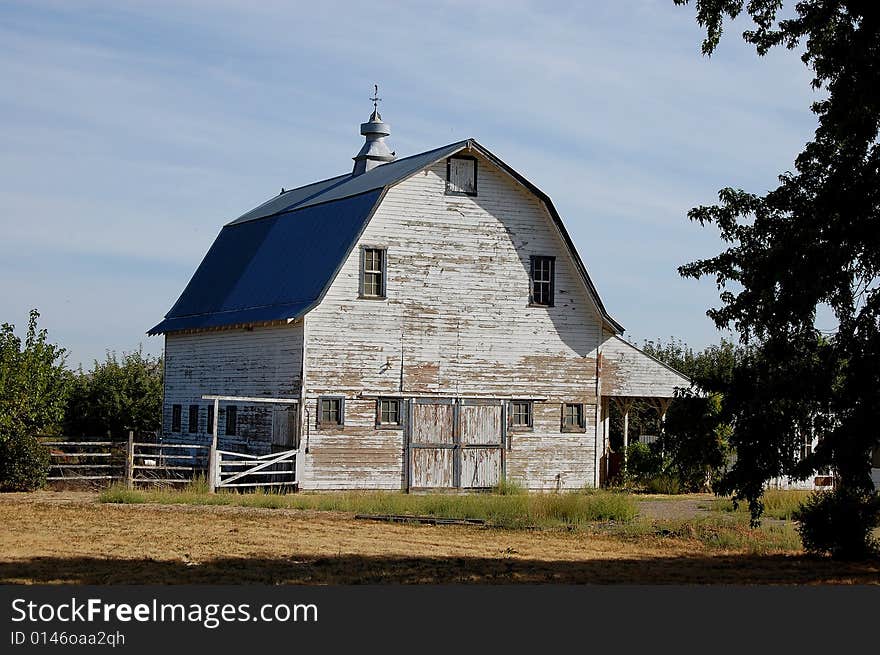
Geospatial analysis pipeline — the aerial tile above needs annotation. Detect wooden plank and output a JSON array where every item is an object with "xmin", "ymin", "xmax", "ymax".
[
  {"xmin": 410, "ymin": 448, "xmax": 454, "ymax": 488},
  {"xmin": 132, "ymin": 465, "xmax": 200, "ymax": 471},
  {"xmin": 354, "ymin": 514, "xmax": 485, "ymax": 526},
  {"xmin": 50, "ymin": 452, "xmax": 112, "ymax": 457},
  {"xmin": 202, "ymin": 395, "xmax": 299, "ymax": 404},
  {"xmin": 411, "ymin": 403, "xmax": 454, "ymax": 445},
  {"xmin": 49, "ymin": 464, "xmax": 114, "ymax": 469},
  {"xmin": 41, "ymin": 441, "xmax": 115, "ymax": 447},
  {"xmin": 460, "ymin": 448, "xmax": 502, "ymax": 488},
  {"xmin": 133, "ymin": 443, "xmax": 209, "ymax": 449},
  {"xmin": 218, "ymin": 481, "xmax": 297, "ymax": 488},
  {"xmin": 459, "ymin": 404, "xmax": 503, "ymax": 445},
  {"xmin": 47, "ymin": 475, "xmax": 120, "ymax": 480}
]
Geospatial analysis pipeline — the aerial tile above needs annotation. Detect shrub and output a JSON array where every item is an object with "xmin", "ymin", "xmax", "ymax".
[
  {"xmin": 643, "ymin": 474, "xmax": 682, "ymax": 495},
  {"xmin": 794, "ymin": 488, "xmax": 880, "ymax": 559},
  {"xmin": 0, "ymin": 432, "xmax": 51, "ymax": 491}
]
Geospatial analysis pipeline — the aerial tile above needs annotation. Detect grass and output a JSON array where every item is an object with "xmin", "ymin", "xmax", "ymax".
[
  {"xmin": 607, "ymin": 515, "xmax": 802, "ymax": 554},
  {"xmin": 713, "ymin": 489, "xmax": 814, "ymax": 520},
  {"xmin": 99, "ymin": 481, "xmax": 638, "ymax": 529}
]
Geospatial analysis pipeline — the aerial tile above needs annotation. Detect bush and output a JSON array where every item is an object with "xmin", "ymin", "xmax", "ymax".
[
  {"xmin": 643, "ymin": 474, "xmax": 682, "ymax": 495},
  {"xmin": 794, "ymin": 488, "xmax": 880, "ymax": 559},
  {"xmin": 0, "ymin": 433, "xmax": 51, "ymax": 491}
]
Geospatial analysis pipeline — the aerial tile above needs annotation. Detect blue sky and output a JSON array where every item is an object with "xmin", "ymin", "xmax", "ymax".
[{"xmin": 0, "ymin": 1, "xmax": 819, "ymax": 368}]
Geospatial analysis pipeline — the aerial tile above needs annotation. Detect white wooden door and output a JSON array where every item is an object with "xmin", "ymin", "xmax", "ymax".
[{"xmin": 408, "ymin": 398, "xmax": 504, "ymax": 489}]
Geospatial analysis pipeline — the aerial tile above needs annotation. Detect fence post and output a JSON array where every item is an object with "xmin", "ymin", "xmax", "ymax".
[
  {"xmin": 125, "ymin": 431, "xmax": 134, "ymax": 489},
  {"xmin": 208, "ymin": 398, "xmax": 219, "ymax": 493}
]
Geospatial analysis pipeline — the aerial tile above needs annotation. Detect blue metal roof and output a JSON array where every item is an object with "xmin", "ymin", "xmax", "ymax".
[
  {"xmin": 227, "ymin": 141, "xmax": 469, "ymax": 225},
  {"xmin": 147, "ymin": 189, "xmax": 383, "ymax": 335}
]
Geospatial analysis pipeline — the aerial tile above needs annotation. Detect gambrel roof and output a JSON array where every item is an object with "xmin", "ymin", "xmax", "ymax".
[{"xmin": 148, "ymin": 140, "xmax": 623, "ymax": 335}]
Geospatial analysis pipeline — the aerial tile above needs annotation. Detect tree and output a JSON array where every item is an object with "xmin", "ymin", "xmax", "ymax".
[
  {"xmin": 64, "ymin": 349, "xmax": 163, "ymax": 438},
  {"xmin": 0, "ymin": 310, "xmax": 69, "ymax": 490},
  {"xmin": 674, "ymin": 1, "xmax": 880, "ymax": 556}
]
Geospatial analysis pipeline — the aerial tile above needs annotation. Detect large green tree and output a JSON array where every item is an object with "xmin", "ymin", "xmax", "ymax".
[
  {"xmin": 64, "ymin": 349, "xmax": 163, "ymax": 438},
  {"xmin": 0, "ymin": 310, "xmax": 69, "ymax": 490},
  {"xmin": 674, "ymin": 1, "xmax": 880, "ymax": 555}
]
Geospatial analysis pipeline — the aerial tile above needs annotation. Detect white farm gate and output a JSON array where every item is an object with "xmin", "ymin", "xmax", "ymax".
[
  {"xmin": 215, "ymin": 449, "xmax": 297, "ymax": 490},
  {"xmin": 202, "ymin": 395, "xmax": 300, "ymax": 492}
]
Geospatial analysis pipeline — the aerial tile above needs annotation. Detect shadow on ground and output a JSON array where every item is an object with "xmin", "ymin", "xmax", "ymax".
[{"xmin": 3, "ymin": 553, "xmax": 879, "ymax": 585}]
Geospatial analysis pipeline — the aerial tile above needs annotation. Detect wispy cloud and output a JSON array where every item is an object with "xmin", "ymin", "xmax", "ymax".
[{"xmin": 0, "ymin": 0, "xmax": 818, "ymax": 366}]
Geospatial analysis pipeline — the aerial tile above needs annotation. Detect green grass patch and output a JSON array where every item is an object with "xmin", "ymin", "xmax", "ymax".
[
  {"xmin": 608, "ymin": 515, "xmax": 802, "ymax": 554},
  {"xmin": 100, "ymin": 484, "xmax": 637, "ymax": 529},
  {"xmin": 713, "ymin": 489, "xmax": 813, "ymax": 520}
]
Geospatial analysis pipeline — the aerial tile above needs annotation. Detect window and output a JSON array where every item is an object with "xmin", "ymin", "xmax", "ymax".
[
  {"xmin": 799, "ymin": 433, "xmax": 813, "ymax": 461},
  {"xmin": 207, "ymin": 404, "xmax": 215, "ymax": 435},
  {"xmin": 171, "ymin": 404, "xmax": 182, "ymax": 432},
  {"xmin": 225, "ymin": 405, "xmax": 237, "ymax": 436},
  {"xmin": 530, "ymin": 256, "xmax": 555, "ymax": 306},
  {"xmin": 360, "ymin": 247, "xmax": 386, "ymax": 299},
  {"xmin": 377, "ymin": 398, "xmax": 402, "ymax": 427},
  {"xmin": 187, "ymin": 404, "xmax": 199, "ymax": 434},
  {"xmin": 562, "ymin": 403, "xmax": 585, "ymax": 432},
  {"xmin": 446, "ymin": 156, "xmax": 477, "ymax": 195},
  {"xmin": 509, "ymin": 401, "xmax": 533, "ymax": 430},
  {"xmin": 318, "ymin": 397, "xmax": 344, "ymax": 427}
]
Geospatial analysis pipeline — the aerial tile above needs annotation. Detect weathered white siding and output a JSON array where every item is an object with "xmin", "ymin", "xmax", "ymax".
[
  {"xmin": 301, "ymin": 150, "xmax": 604, "ymax": 490},
  {"xmin": 163, "ymin": 321, "xmax": 303, "ymax": 452},
  {"xmin": 599, "ymin": 333, "xmax": 690, "ymax": 398}
]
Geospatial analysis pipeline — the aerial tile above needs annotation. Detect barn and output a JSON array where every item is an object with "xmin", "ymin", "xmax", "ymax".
[{"xmin": 148, "ymin": 103, "xmax": 690, "ymax": 491}]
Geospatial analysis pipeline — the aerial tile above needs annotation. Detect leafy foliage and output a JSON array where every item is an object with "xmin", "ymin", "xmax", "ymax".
[
  {"xmin": 795, "ymin": 488, "xmax": 880, "ymax": 559},
  {"xmin": 0, "ymin": 433, "xmax": 51, "ymax": 492},
  {"xmin": 674, "ymin": 1, "xmax": 880, "ymax": 555},
  {"xmin": 0, "ymin": 310, "xmax": 68, "ymax": 490},
  {"xmin": 64, "ymin": 349, "xmax": 163, "ymax": 438}
]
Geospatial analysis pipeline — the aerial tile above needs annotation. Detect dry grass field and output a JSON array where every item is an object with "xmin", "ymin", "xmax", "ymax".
[{"xmin": 1, "ymin": 491, "xmax": 879, "ymax": 584}]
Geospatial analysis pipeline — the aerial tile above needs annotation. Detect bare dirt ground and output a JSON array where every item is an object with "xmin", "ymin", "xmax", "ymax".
[{"xmin": 2, "ymin": 492, "xmax": 879, "ymax": 584}]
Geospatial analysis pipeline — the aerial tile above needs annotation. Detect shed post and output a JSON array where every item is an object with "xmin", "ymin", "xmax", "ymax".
[
  {"xmin": 125, "ymin": 430, "xmax": 134, "ymax": 489},
  {"xmin": 622, "ymin": 401, "xmax": 630, "ymax": 475},
  {"xmin": 208, "ymin": 398, "xmax": 219, "ymax": 493}
]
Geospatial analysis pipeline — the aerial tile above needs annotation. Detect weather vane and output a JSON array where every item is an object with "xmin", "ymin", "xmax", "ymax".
[{"xmin": 370, "ymin": 84, "xmax": 381, "ymax": 111}]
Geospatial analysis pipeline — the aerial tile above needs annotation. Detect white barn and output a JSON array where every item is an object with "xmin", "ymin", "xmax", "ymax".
[{"xmin": 148, "ymin": 106, "xmax": 690, "ymax": 491}]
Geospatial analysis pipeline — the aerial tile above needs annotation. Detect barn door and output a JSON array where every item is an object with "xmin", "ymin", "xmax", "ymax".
[
  {"xmin": 408, "ymin": 398, "xmax": 456, "ymax": 488},
  {"xmin": 458, "ymin": 399, "xmax": 504, "ymax": 488},
  {"xmin": 407, "ymin": 398, "xmax": 504, "ymax": 489},
  {"xmin": 271, "ymin": 406, "xmax": 299, "ymax": 449}
]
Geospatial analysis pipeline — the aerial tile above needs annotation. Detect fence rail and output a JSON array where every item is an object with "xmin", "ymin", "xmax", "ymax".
[
  {"xmin": 40, "ymin": 433, "xmax": 210, "ymax": 487},
  {"xmin": 214, "ymin": 449, "xmax": 297, "ymax": 491},
  {"xmin": 40, "ymin": 433, "xmax": 298, "ymax": 493}
]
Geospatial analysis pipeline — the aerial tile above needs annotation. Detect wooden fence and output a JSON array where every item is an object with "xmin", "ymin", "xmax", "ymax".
[{"xmin": 41, "ymin": 433, "xmax": 209, "ymax": 488}]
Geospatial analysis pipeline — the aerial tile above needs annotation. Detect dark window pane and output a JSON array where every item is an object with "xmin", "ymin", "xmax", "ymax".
[
  {"xmin": 380, "ymin": 399, "xmax": 400, "ymax": 425},
  {"xmin": 207, "ymin": 405, "xmax": 215, "ymax": 435},
  {"xmin": 320, "ymin": 399, "xmax": 342, "ymax": 425},
  {"xmin": 171, "ymin": 404, "xmax": 182, "ymax": 432},
  {"xmin": 512, "ymin": 402, "xmax": 531, "ymax": 427},
  {"xmin": 225, "ymin": 405, "xmax": 237, "ymax": 436},
  {"xmin": 564, "ymin": 403, "xmax": 583, "ymax": 428},
  {"xmin": 531, "ymin": 257, "xmax": 554, "ymax": 306},
  {"xmin": 188, "ymin": 405, "xmax": 199, "ymax": 434},
  {"xmin": 362, "ymin": 249, "xmax": 385, "ymax": 297}
]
